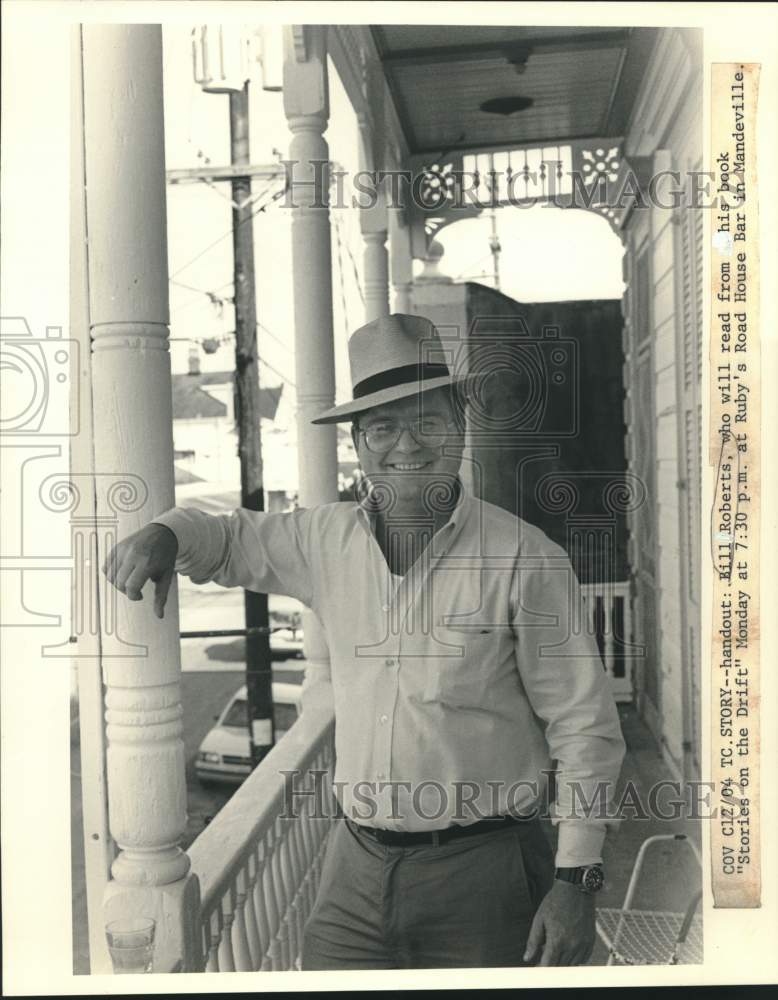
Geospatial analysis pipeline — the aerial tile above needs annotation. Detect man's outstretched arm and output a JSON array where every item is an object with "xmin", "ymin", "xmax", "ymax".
[
  {"xmin": 102, "ymin": 522, "xmax": 179, "ymax": 619},
  {"xmin": 102, "ymin": 506, "xmax": 316, "ymax": 618}
]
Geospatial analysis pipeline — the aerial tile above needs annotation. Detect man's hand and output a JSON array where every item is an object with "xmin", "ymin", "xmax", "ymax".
[
  {"xmin": 102, "ymin": 523, "xmax": 178, "ymax": 620},
  {"xmin": 523, "ymin": 879, "xmax": 596, "ymax": 966}
]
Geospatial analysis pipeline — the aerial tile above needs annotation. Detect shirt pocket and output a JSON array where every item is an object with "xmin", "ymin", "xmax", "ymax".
[{"xmin": 422, "ymin": 625, "xmax": 502, "ymax": 707}]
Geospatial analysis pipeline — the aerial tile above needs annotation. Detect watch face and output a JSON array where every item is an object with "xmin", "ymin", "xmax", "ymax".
[{"xmin": 582, "ymin": 866, "xmax": 604, "ymax": 893}]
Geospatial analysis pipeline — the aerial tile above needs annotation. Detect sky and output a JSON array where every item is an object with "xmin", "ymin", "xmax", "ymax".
[{"xmin": 161, "ymin": 23, "xmax": 626, "ymax": 409}]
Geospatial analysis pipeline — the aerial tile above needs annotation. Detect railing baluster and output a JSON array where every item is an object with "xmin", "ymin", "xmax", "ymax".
[
  {"xmin": 288, "ymin": 805, "xmax": 309, "ymax": 967},
  {"xmin": 310, "ymin": 749, "xmax": 328, "ymax": 896},
  {"xmin": 264, "ymin": 824, "xmax": 284, "ymax": 970},
  {"xmin": 297, "ymin": 779, "xmax": 316, "ymax": 919},
  {"xmin": 273, "ymin": 814, "xmax": 292, "ymax": 969},
  {"xmin": 205, "ymin": 909, "xmax": 221, "ymax": 972},
  {"xmin": 243, "ymin": 851, "xmax": 261, "ymax": 970},
  {"xmin": 253, "ymin": 840, "xmax": 272, "ymax": 970},
  {"xmin": 287, "ymin": 812, "xmax": 303, "ymax": 960},
  {"xmin": 217, "ymin": 886, "xmax": 236, "ymax": 972},
  {"xmin": 232, "ymin": 866, "xmax": 253, "ymax": 970}
]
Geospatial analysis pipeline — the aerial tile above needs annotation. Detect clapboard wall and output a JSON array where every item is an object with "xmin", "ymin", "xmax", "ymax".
[{"xmin": 623, "ymin": 28, "xmax": 703, "ymax": 780}]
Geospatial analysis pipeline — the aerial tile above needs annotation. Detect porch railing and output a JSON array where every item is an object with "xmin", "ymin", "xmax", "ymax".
[
  {"xmin": 580, "ymin": 580, "xmax": 633, "ymax": 701},
  {"xmin": 187, "ymin": 703, "xmax": 336, "ymax": 972}
]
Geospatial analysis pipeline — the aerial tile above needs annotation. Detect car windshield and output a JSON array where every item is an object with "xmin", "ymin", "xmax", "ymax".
[
  {"xmin": 220, "ymin": 697, "xmax": 299, "ymax": 730},
  {"xmin": 221, "ymin": 698, "xmax": 248, "ymax": 728}
]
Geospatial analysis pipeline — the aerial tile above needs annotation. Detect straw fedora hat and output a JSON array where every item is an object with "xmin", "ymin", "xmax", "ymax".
[{"xmin": 311, "ymin": 313, "xmax": 468, "ymax": 425}]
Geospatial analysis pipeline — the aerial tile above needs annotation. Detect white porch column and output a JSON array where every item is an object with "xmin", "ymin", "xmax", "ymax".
[
  {"xmin": 358, "ymin": 114, "xmax": 390, "ymax": 323},
  {"xmin": 80, "ymin": 25, "xmax": 200, "ymax": 972},
  {"xmin": 363, "ymin": 226, "xmax": 390, "ymax": 322},
  {"xmin": 283, "ymin": 26, "xmax": 338, "ymax": 708},
  {"xmin": 389, "ymin": 204, "xmax": 414, "ymax": 313}
]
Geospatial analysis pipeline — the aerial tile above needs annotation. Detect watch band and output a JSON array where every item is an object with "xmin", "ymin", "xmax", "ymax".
[{"xmin": 554, "ymin": 864, "xmax": 605, "ymax": 893}]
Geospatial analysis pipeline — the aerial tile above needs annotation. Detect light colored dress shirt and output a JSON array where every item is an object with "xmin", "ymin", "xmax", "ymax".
[{"xmin": 155, "ymin": 489, "xmax": 625, "ymax": 867}]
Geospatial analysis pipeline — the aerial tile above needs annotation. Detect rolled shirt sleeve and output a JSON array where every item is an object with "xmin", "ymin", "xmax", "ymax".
[
  {"xmin": 153, "ymin": 506, "xmax": 316, "ymax": 608},
  {"xmin": 511, "ymin": 539, "xmax": 626, "ymax": 868},
  {"xmin": 154, "ymin": 505, "xmax": 332, "ymax": 711}
]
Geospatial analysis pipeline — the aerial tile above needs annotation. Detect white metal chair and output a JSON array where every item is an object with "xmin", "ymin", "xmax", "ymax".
[{"xmin": 596, "ymin": 833, "xmax": 703, "ymax": 965}]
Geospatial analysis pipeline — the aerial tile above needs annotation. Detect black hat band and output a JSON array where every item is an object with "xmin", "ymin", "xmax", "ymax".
[{"xmin": 352, "ymin": 362, "xmax": 451, "ymax": 400}]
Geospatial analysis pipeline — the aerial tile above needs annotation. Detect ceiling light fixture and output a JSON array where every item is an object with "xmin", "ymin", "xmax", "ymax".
[{"xmin": 480, "ymin": 96, "xmax": 534, "ymax": 116}]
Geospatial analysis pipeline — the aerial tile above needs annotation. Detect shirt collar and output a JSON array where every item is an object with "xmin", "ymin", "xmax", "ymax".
[{"xmin": 354, "ymin": 475, "xmax": 473, "ymax": 545}]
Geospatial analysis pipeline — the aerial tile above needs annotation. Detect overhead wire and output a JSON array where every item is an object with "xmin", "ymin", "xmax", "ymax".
[
  {"xmin": 168, "ymin": 177, "xmax": 288, "ymax": 280},
  {"xmin": 249, "ymin": 323, "xmax": 297, "ymax": 389},
  {"xmin": 169, "ymin": 278, "xmax": 234, "ymax": 317},
  {"xmin": 256, "ymin": 320, "xmax": 294, "ymax": 356},
  {"xmin": 332, "ymin": 208, "xmax": 364, "ymax": 305},
  {"xmin": 175, "ymin": 324, "xmax": 297, "ymax": 390}
]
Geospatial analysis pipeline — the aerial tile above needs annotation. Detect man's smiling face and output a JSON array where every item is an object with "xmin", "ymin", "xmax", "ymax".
[{"xmin": 351, "ymin": 387, "xmax": 464, "ymax": 512}]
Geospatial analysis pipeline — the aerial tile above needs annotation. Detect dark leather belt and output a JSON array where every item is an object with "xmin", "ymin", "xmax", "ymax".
[{"xmin": 346, "ymin": 813, "xmax": 524, "ymax": 847}]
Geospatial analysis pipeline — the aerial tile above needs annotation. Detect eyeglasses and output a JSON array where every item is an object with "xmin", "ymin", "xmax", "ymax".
[{"xmin": 358, "ymin": 416, "xmax": 455, "ymax": 453}]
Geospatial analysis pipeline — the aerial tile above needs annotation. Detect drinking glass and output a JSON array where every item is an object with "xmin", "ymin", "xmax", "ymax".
[{"xmin": 105, "ymin": 916, "xmax": 155, "ymax": 973}]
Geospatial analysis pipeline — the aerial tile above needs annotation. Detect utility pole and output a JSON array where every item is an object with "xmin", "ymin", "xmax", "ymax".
[{"xmin": 229, "ymin": 82, "xmax": 274, "ymax": 767}]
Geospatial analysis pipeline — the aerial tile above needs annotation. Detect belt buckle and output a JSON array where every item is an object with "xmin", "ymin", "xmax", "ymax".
[
  {"xmin": 351, "ymin": 818, "xmax": 379, "ymax": 842},
  {"xmin": 365, "ymin": 825, "xmax": 384, "ymax": 844}
]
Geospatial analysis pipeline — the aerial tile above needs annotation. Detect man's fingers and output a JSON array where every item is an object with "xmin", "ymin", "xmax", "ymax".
[
  {"xmin": 153, "ymin": 567, "xmax": 174, "ymax": 620},
  {"xmin": 577, "ymin": 935, "xmax": 596, "ymax": 966},
  {"xmin": 560, "ymin": 943, "xmax": 580, "ymax": 967},
  {"xmin": 523, "ymin": 913, "xmax": 544, "ymax": 963},
  {"xmin": 121, "ymin": 562, "xmax": 152, "ymax": 602},
  {"xmin": 538, "ymin": 939, "xmax": 562, "ymax": 967},
  {"xmin": 536, "ymin": 925, "xmax": 564, "ymax": 967}
]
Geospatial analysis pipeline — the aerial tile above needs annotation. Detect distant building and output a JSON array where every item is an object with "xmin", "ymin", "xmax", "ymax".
[{"xmin": 171, "ymin": 352, "xmax": 289, "ymax": 505}]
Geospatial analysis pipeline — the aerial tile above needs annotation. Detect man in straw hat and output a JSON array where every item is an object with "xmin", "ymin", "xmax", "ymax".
[{"xmin": 104, "ymin": 313, "xmax": 625, "ymax": 969}]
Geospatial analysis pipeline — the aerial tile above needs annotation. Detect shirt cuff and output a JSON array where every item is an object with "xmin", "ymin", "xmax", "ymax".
[
  {"xmin": 554, "ymin": 821, "xmax": 606, "ymax": 868},
  {"xmin": 152, "ymin": 509, "xmax": 200, "ymax": 575}
]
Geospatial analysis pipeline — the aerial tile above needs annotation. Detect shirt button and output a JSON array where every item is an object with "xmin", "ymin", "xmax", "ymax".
[
  {"xmin": 384, "ymin": 658, "xmax": 395, "ymax": 667},
  {"xmin": 382, "ymin": 604, "xmax": 391, "ymax": 612},
  {"xmin": 380, "ymin": 714, "xmax": 388, "ymax": 724},
  {"xmin": 377, "ymin": 773, "xmax": 386, "ymax": 781}
]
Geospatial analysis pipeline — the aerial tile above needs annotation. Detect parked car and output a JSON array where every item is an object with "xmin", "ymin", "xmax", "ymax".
[
  {"xmin": 195, "ymin": 681, "xmax": 302, "ymax": 785},
  {"xmin": 270, "ymin": 624, "xmax": 304, "ymax": 660}
]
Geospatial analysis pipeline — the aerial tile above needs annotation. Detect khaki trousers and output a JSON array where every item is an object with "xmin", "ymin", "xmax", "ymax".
[{"xmin": 301, "ymin": 815, "xmax": 555, "ymax": 970}]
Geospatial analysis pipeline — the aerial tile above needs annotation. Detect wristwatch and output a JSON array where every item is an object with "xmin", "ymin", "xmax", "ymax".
[{"xmin": 554, "ymin": 864, "xmax": 605, "ymax": 894}]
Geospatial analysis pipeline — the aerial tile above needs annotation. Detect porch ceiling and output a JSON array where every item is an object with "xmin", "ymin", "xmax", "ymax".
[{"xmin": 371, "ymin": 25, "xmax": 658, "ymax": 156}]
